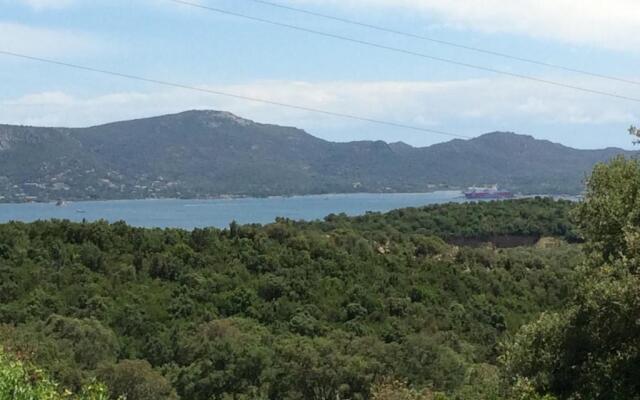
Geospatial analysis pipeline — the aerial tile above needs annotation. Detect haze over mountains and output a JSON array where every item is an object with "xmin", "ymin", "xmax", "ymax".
[{"xmin": 0, "ymin": 110, "xmax": 632, "ymax": 202}]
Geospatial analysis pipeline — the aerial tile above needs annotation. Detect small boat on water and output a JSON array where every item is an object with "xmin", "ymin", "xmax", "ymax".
[
  {"xmin": 55, "ymin": 200, "xmax": 67, "ymax": 207},
  {"xmin": 464, "ymin": 185, "xmax": 513, "ymax": 200}
]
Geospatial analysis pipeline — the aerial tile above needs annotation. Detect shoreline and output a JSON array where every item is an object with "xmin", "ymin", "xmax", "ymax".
[{"xmin": 0, "ymin": 189, "xmax": 584, "ymax": 206}]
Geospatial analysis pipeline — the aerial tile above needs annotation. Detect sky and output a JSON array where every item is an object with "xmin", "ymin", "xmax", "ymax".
[{"xmin": 1, "ymin": 0, "xmax": 639, "ymax": 149}]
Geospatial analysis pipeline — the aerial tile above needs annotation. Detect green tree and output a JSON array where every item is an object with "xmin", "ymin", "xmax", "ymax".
[
  {"xmin": 174, "ymin": 319, "xmax": 272, "ymax": 400},
  {"xmin": 370, "ymin": 378, "xmax": 447, "ymax": 400},
  {"xmin": 0, "ymin": 347, "xmax": 111, "ymax": 400},
  {"xmin": 573, "ymin": 156, "xmax": 640, "ymax": 263},
  {"xmin": 502, "ymin": 156, "xmax": 640, "ymax": 399},
  {"xmin": 629, "ymin": 125, "xmax": 639, "ymax": 145},
  {"xmin": 97, "ymin": 360, "xmax": 177, "ymax": 400}
]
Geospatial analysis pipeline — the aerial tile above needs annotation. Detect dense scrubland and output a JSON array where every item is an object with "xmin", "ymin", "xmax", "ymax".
[{"xmin": 2, "ymin": 157, "xmax": 640, "ymax": 399}]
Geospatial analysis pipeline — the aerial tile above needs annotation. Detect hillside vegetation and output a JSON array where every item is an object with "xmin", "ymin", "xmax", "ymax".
[
  {"xmin": 0, "ymin": 110, "xmax": 632, "ymax": 202},
  {"xmin": 0, "ymin": 197, "xmax": 580, "ymax": 399}
]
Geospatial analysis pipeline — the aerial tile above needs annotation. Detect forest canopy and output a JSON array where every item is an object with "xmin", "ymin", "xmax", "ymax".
[{"xmin": 0, "ymin": 196, "xmax": 581, "ymax": 399}]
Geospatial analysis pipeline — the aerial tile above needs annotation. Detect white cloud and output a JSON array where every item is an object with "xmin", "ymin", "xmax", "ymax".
[
  {"xmin": 0, "ymin": 22, "xmax": 96, "ymax": 56},
  {"xmin": 18, "ymin": 0, "xmax": 74, "ymax": 10},
  {"xmin": 1, "ymin": 77, "xmax": 637, "ymax": 148},
  {"xmin": 290, "ymin": 0, "xmax": 640, "ymax": 51}
]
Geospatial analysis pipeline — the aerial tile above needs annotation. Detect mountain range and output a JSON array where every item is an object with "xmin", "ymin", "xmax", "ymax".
[{"xmin": 0, "ymin": 110, "xmax": 633, "ymax": 202}]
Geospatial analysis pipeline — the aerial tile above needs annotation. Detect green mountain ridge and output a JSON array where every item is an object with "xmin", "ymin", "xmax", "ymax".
[{"xmin": 0, "ymin": 110, "xmax": 633, "ymax": 202}]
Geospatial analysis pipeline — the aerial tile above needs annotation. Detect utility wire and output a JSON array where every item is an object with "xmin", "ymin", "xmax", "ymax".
[
  {"xmin": 241, "ymin": 0, "xmax": 640, "ymax": 87},
  {"xmin": 167, "ymin": 0, "xmax": 640, "ymax": 104},
  {"xmin": 0, "ymin": 50, "xmax": 470, "ymax": 139}
]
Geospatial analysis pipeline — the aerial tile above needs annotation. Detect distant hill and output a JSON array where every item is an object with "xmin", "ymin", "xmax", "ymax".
[{"xmin": 0, "ymin": 110, "xmax": 633, "ymax": 202}]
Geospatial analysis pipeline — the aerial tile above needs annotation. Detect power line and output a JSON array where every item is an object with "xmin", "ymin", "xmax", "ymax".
[
  {"xmin": 0, "ymin": 50, "xmax": 470, "ymax": 139},
  {"xmin": 167, "ymin": 0, "xmax": 640, "ymax": 104},
  {"xmin": 241, "ymin": 0, "xmax": 640, "ymax": 87}
]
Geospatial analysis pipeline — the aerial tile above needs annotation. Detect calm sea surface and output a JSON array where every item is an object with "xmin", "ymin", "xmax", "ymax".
[{"xmin": 0, "ymin": 191, "xmax": 467, "ymax": 229}]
